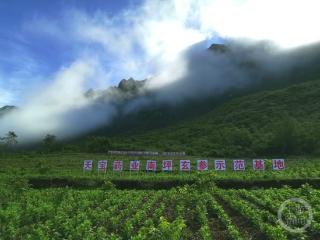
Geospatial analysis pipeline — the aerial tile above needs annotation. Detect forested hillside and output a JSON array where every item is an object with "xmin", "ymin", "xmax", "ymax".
[{"xmin": 106, "ymin": 79, "xmax": 320, "ymax": 156}]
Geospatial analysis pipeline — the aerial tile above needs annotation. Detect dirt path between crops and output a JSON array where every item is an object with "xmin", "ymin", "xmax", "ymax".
[
  {"xmin": 206, "ymin": 206, "xmax": 229, "ymax": 240},
  {"xmin": 215, "ymin": 195, "xmax": 267, "ymax": 240}
]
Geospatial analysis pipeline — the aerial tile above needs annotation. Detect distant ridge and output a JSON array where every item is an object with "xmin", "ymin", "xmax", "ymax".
[{"xmin": 0, "ymin": 105, "xmax": 17, "ymax": 117}]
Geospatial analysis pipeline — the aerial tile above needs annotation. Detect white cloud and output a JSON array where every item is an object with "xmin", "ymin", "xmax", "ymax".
[
  {"xmin": 65, "ymin": 0, "xmax": 320, "ymax": 88},
  {"xmin": 198, "ymin": 0, "xmax": 320, "ymax": 48},
  {"xmin": 0, "ymin": 58, "xmax": 115, "ymax": 141}
]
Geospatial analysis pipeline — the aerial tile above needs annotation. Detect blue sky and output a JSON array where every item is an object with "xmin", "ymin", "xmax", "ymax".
[
  {"xmin": 2, "ymin": 0, "xmax": 317, "ymax": 107},
  {"xmin": 0, "ymin": 0, "xmax": 138, "ymax": 105}
]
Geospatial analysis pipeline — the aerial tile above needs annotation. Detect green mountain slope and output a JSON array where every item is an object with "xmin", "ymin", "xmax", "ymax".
[
  {"xmin": 88, "ymin": 42, "xmax": 320, "ymax": 139},
  {"xmin": 107, "ymin": 79, "xmax": 320, "ymax": 157}
]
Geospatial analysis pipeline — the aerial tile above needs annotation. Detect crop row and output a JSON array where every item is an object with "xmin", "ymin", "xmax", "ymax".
[
  {"xmin": 1, "ymin": 186, "xmax": 320, "ymax": 239},
  {"xmin": 215, "ymin": 186, "xmax": 320, "ymax": 239}
]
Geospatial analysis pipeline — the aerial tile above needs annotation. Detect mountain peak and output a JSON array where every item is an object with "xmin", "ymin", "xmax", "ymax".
[
  {"xmin": 208, "ymin": 43, "xmax": 228, "ymax": 53},
  {"xmin": 118, "ymin": 78, "xmax": 146, "ymax": 92}
]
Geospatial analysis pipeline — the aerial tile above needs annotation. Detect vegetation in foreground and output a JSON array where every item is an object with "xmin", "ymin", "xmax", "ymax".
[
  {"xmin": 1, "ymin": 183, "xmax": 319, "ymax": 240},
  {"xmin": 1, "ymin": 153, "xmax": 320, "ymax": 240}
]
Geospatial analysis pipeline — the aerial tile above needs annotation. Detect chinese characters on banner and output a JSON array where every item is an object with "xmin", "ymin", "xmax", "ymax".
[
  {"xmin": 214, "ymin": 160, "xmax": 226, "ymax": 171},
  {"xmin": 233, "ymin": 160, "xmax": 245, "ymax": 171},
  {"xmin": 162, "ymin": 160, "xmax": 173, "ymax": 172},
  {"xmin": 113, "ymin": 160, "xmax": 123, "ymax": 171},
  {"xmin": 83, "ymin": 159, "xmax": 286, "ymax": 173},
  {"xmin": 130, "ymin": 160, "xmax": 140, "ymax": 172},
  {"xmin": 253, "ymin": 159, "xmax": 265, "ymax": 170},
  {"xmin": 272, "ymin": 159, "xmax": 285, "ymax": 170},
  {"xmin": 83, "ymin": 160, "xmax": 93, "ymax": 172},
  {"xmin": 180, "ymin": 160, "xmax": 191, "ymax": 172},
  {"xmin": 98, "ymin": 160, "xmax": 108, "ymax": 174},
  {"xmin": 197, "ymin": 160, "xmax": 208, "ymax": 171},
  {"xmin": 146, "ymin": 160, "xmax": 157, "ymax": 172}
]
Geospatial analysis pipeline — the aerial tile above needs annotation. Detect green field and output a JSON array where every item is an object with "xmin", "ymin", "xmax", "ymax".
[
  {"xmin": 1, "ymin": 153, "xmax": 320, "ymax": 239},
  {"xmin": 1, "ymin": 153, "xmax": 320, "ymax": 179}
]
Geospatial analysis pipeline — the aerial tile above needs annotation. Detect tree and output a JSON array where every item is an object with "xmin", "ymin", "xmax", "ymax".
[
  {"xmin": 0, "ymin": 136, "xmax": 5, "ymax": 153},
  {"xmin": 85, "ymin": 136, "xmax": 111, "ymax": 153},
  {"xmin": 43, "ymin": 134, "xmax": 57, "ymax": 152},
  {"xmin": 270, "ymin": 117, "xmax": 299, "ymax": 154},
  {"xmin": 4, "ymin": 131, "xmax": 18, "ymax": 150}
]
